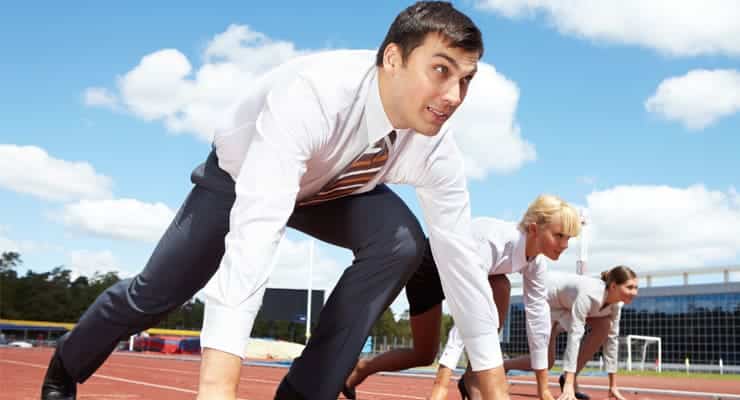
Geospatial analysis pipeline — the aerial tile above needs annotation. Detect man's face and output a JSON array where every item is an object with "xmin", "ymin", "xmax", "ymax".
[{"xmin": 384, "ymin": 33, "xmax": 479, "ymax": 136}]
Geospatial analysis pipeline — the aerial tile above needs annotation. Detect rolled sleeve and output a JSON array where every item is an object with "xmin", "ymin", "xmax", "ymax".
[
  {"xmin": 522, "ymin": 261, "xmax": 551, "ymax": 370},
  {"xmin": 416, "ymin": 134, "xmax": 500, "ymax": 371},
  {"xmin": 603, "ymin": 304, "xmax": 622, "ymax": 373},
  {"xmin": 201, "ymin": 78, "xmax": 321, "ymax": 357},
  {"xmin": 439, "ymin": 325, "xmax": 502, "ymax": 370},
  {"xmin": 563, "ymin": 293, "xmax": 592, "ymax": 373},
  {"xmin": 439, "ymin": 325, "xmax": 465, "ymax": 369},
  {"xmin": 200, "ymin": 294, "xmax": 264, "ymax": 357}
]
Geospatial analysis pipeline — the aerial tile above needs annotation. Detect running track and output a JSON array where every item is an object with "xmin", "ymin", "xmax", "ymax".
[{"xmin": 2, "ymin": 348, "xmax": 738, "ymax": 400}]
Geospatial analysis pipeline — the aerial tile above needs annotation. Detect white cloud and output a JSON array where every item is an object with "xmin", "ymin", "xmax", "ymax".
[
  {"xmin": 61, "ymin": 198, "xmax": 175, "ymax": 243},
  {"xmin": 67, "ymin": 249, "xmax": 127, "ymax": 280},
  {"xmin": 0, "ymin": 226, "xmax": 21, "ymax": 254},
  {"xmin": 563, "ymin": 185, "xmax": 740, "ymax": 274},
  {"xmin": 645, "ymin": 69, "xmax": 740, "ymax": 130},
  {"xmin": 0, "ymin": 145, "xmax": 113, "ymax": 202},
  {"xmin": 103, "ymin": 25, "xmax": 304, "ymax": 141},
  {"xmin": 84, "ymin": 87, "xmax": 119, "ymax": 109},
  {"xmin": 450, "ymin": 62, "xmax": 536, "ymax": 178},
  {"xmin": 204, "ymin": 24, "xmax": 303, "ymax": 74},
  {"xmin": 269, "ymin": 238, "xmax": 348, "ymax": 292},
  {"xmin": 0, "ymin": 237, "xmax": 43, "ymax": 255},
  {"xmin": 475, "ymin": 0, "xmax": 740, "ymax": 57},
  {"xmin": 89, "ymin": 25, "xmax": 531, "ymax": 179},
  {"xmin": 0, "ymin": 226, "xmax": 60, "ymax": 258},
  {"xmin": 0, "ymin": 228, "xmax": 35, "ymax": 254}
]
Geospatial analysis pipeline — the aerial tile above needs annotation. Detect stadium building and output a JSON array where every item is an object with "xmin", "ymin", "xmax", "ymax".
[{"xmin": 503, "ymin": 265, "xmax": 740, "ymax": 373}]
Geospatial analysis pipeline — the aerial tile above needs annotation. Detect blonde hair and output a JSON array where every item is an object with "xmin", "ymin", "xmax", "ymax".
[
  {"xmin": 517, "ymin": 194, "xmax": 581, "ymax": 237},
  {"xmin": 601, "ymin": 265, "xmax": 637, "ymax": 286}
]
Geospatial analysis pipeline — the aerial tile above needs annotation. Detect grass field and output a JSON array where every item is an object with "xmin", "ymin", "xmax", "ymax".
[{"xmin": 547, "ymin": 366, "xmax": 740, "ymax": 380}]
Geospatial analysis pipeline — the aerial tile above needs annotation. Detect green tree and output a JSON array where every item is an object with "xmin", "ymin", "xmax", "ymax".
[
  {"xmin": 440, "ymin": 313, "xmax": 454, "ymax": 347},
  {"xmin": 1, "ymin": 252, "xmax": 21, "ymax": 271},
  {"xmin": 370, "ymin": 308, "xmax": 398, "ymax": 338},
  {"xmin": 395, "ymin": 310, "xmax": 412, "ymax": 340},
  {"xmin": 0, "ymin": 252, "xmax": 22, "ymax": 319},
  {"xmin": 0, "ymin": 252, "xmax": 127, "ymax": 322},
  {"xmin": 14, "ymin": 267, "xmax": 72, "ymax": 321}
]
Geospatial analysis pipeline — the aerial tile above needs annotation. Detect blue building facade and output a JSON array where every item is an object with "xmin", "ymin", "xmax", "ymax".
[{"xmin": 504, "ymin": 281, "xmax": 740, "ymax": 366}]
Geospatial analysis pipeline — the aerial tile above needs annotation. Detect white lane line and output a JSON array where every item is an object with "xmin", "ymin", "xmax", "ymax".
[
  {"xmin": 0, "ymin": 359, "xmax": 250, "ymax": 399},
  {"xmin": 506, "ymin": 378, "xmax": 740, "ymax": 400},
  {"xmin": 104, "ymin": 361, "xmax": 423, "ymax": 398},
  {"xmin": 107, "ymin": 363, "xmax": 198, "ymax": 375},
  {"xmin": 353, "ymin": 390, "xmax": 425, "ymax": 399},
  {"xmin": 107, "ymin": 362, "xmax": 279, "ymax": 385}
]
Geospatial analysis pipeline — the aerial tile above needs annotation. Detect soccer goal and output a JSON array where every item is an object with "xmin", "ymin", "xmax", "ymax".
[{"xmin": 625, "ymin": 334, "xmax": 662, "ymax": 372}]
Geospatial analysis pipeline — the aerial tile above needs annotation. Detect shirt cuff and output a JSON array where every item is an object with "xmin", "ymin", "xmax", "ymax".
[
  {"xmin": 439, "ymin": 345, "xmax": 464, "ymax": 369},
  {"xmin": 200, "ymin": 301, "xmax": 258, "ymax": 358},
  {"xmin": 605, "ymin": 360, "xmax": 618, "ymax": 373},
  {"xmin": 530, "ymin": 348, "xmax": 549, "ymax": 371},
  {"xmin": 562, "ymin": 360, "xmax": 577, "ymax": 373},
  {"xmin": 463, "ymin": 332, "xmax": 503, "ymax": 371}
]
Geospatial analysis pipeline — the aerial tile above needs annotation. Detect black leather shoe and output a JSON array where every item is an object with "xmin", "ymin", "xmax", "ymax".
[
  {"xmin": 558, "ymin": 374, "xmax": 590, "ymax": 400},
  {"xmin": 575, "ymin": 391, "xmax": 591, "ymax": 400},
  {"xmin": 342, "ymin": 384, "xmax": 357, "ymax": 399},
  {"xmin": 457, "ymin": 375, "xmax": 470, "ymax": 400},
  {"xmin": 274, "ymin": 377, "xmax": 306, "ymax": 400},
  {"xmin": 41, "ymin": 334, "xmax": 77, "ymax": 400}
]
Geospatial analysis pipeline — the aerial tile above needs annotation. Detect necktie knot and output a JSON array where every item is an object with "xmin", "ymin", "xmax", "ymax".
[{"xmin": 299, "ymin": 131, "xmax": 396, "ymax": 206}]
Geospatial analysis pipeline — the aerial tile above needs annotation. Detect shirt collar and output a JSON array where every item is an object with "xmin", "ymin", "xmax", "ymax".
[{"xmin": 364, "ymin": 69, "xmax": 400, "ymax": 144}]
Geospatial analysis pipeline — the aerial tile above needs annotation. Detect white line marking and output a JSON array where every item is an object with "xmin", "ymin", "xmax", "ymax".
[
  {"xmin": 505, "ymin": 378, "xmax": 740, "ymax": 400},
  {"xmin": 353, "ymin": 390, "xmax": 425, "ymax": 399},
  {"xmin": 107, "ymin": 362, "xmax": 279, "ymax": 385},
  {"xmin": 0, "ymin": 359, "xmax": 250, "ymax": 399}
]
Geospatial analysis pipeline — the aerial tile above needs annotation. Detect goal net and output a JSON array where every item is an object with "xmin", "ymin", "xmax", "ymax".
[{"xmin": 619, "ymin": 334, "xmax": 662, "ymax": 372}]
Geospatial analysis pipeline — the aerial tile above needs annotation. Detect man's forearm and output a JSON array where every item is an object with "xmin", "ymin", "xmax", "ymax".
[{"xmin": 197, "ymin": 348, "xmax": 243, "ymax": 400}]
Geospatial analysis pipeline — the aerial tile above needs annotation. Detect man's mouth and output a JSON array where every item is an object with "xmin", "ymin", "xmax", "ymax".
[{"xmin": 427, "ymin": 105, "xmax": 450, "ymax": 122}]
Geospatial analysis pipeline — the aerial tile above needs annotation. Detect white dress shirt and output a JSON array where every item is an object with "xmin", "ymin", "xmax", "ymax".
[
  {"xmin": 439, "ymin": 218, "xmax": 551, "ymax": 370},
  {"xmin": 547, "ymin": 272, "xmax": 622, "ymax": 373},
  {"xmin": 200, "ymin": 50, "xmax": 500, "ymax": 371}
]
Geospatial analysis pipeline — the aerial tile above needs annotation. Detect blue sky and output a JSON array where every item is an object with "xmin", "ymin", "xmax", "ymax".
[{"xmin": 2, "ymin": 1, "xmax": 739, "ymax": 316}]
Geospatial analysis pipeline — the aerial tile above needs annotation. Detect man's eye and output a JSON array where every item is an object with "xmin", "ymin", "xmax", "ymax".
[{"xmin": 434, "ymin": 65, "xmax": 448, "ymax": 74}]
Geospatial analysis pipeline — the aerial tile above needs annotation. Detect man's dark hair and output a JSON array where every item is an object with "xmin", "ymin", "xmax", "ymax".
[{"xmin": 376, "ymin": 1, "xmax": 484, "ymax": 66}]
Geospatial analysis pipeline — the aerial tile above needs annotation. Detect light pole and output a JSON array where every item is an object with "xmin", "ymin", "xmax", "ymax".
[
  {"xmin": 577, "ymin": 208, "xmax": 590, "ymax": 275},
  {"xmin": 305, "ymin": 240, "xmax": 314, "ymax": 344}
]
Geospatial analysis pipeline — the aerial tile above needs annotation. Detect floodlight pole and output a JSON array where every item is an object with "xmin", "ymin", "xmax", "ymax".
[
  {"xmin": 306, "ymin": 240, "xmax": 314, "ymax": 344},
  {"xmin": 577, "ymin": 208, "xmax": 590, "ymax": 275}
]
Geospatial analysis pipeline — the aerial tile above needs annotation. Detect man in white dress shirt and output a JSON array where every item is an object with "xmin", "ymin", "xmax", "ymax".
[{"xmin": 40, "ymin": 2, "xmax": 510, "ymax": 400}]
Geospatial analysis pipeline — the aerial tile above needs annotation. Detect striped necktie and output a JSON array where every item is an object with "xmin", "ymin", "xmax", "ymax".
[{"xmin": 299, "ymin": 130, "xmax": 397, "ymax": 206}]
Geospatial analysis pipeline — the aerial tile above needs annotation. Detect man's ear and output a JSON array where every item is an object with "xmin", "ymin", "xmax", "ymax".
[{"xmin": 383, "ymin": 43, "xmax": 401, "ymax": 72}]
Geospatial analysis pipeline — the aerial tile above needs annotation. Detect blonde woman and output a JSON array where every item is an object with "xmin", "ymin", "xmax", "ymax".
[{"xmin": 342, "ymin": 195, "xmax": 581, "ymax": 400}]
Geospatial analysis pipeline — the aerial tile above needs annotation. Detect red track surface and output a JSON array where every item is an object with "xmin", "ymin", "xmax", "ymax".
[{"xmin": 2, "ymin": 348, "xmax": 738, "ymax": 400}]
